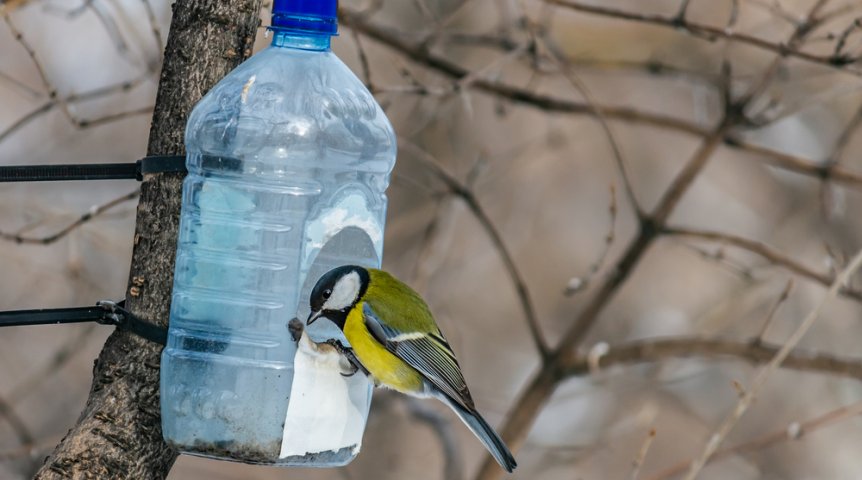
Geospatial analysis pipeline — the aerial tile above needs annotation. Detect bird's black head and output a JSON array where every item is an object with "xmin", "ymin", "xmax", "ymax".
[{"xmin": 307, "ymin": 265, "xmax": 370, "ymax": 330}]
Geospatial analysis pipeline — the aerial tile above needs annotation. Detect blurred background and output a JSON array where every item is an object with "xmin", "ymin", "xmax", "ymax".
[{"xmin": 2, "ymin": 0, "xmax": 862, "ymax": 479}]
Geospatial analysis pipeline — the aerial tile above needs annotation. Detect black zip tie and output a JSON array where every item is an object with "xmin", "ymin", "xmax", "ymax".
[
  {"xmin": 0, "ymin": 155, "xmax": 187, "ymax": 182},
  {"xmin": 136, "ymin": 155, "xmax": 187, "ymax": 178},
  {"xmin": 0, "ymin": 157, "xmax": 186, "ymax": 344},
  {"xmin": 0, "ymin": 300, "xmax": 167, "ymax": 345}
]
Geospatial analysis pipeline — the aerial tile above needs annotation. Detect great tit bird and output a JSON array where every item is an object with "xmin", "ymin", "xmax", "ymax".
[{"xmin": 307, "ymin": 265, "xmax": 517, "ymax": 473}]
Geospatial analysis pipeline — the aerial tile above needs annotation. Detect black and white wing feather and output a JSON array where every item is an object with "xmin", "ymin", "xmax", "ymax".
[{"xmin": 362, "ymin": 303, "xmax": 474, "ymax": 409}]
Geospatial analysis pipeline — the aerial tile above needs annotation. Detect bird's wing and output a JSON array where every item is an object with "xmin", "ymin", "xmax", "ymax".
[{"xmin": 362, "ymin": 302, "xmax": 475, "ymax": 410}]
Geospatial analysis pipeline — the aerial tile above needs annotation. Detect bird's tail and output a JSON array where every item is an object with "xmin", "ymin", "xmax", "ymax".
[{"xmin": 437, "ymin": 393, "xmax": 517, "ymax": 473}]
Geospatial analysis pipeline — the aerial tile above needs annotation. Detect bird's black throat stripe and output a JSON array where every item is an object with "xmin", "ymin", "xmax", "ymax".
[{"xmin": 325, "ymin": 308, "xmax": 349, "ymax": 330}]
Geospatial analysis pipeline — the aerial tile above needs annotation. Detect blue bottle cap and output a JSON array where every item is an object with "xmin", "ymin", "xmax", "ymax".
[{"xmin": 272, "ymin": 0, "xmax": 338, "ymax": 35}]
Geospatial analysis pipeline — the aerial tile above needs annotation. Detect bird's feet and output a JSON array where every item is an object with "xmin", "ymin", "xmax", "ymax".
[{"xmin": 325, "ymin": 339, "xmax": 370, "ymax": 377}]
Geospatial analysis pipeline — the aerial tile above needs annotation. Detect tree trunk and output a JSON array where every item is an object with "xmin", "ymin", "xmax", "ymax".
[{"xmin": 34, "ymin": 1, "xmax": 261, "ymax": 478}]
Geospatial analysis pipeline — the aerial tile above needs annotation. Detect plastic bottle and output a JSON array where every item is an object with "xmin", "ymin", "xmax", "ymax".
[{"xmin": 160, "ymin": 0, "xmax": 396, "ymax": 466}]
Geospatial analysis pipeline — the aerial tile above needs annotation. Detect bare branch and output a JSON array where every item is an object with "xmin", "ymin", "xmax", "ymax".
[
  {"xmin": 727, "ymin": 136, "xmax": 862, "ymax": 186},
  {"xmin": 566, "ymin": 335, "xmax": 862, "ymax": 381},
  {"xmin": 474, "ymin": 116, "xmax": 733, "ymax": 480},
  {"xmin": 0, "ymin": 190, "xmax": 139, "ymax": 245},
  {"xmin": 834, "ymin": 16, "xmax": 862, "ymax": 57},
  {"xmin": 0, "ymin": 101, "xmax": 54, "ymax": 145},
  {"xmin": 675, "ymin": 0, "xmax": 693, "ymax": 21},
  {"xmin": 6, "ymin": 325, "xmax": 98, "ymax": 404},
  {"xmin": 475, "ymin": 9, "xmax": 820, "ymax": 470},
  {"xmin": 409, "ymin": 196, "xmax": 450, "ymax": 294},
  {"xmin": 646, "ymin": 400, "xmax": 862, "ymax": 480},
  {"xmin": 630, "ymin": 427, "xmax": 657, "ymax": 480},
  {"xmin": 683, "ymin": 246, "xmax": 862, "ymax": 479},
  {"xmin": 825, "ymin": 101, "xmax": 862, "ymax": 167},
  {"xmin": 0, "ymin": 69, "xmax": 42, "ymax": 97},
  {"xmin": 542, "ymin": 32, "xmax": 644, "ymax": 218},
  {"xmin": 0, "ymin": 437, "xmax": 61, "ymax": 463},
  {"xmin": 0, "ymin": 75, "xmax": 152, "ymax": 145},
  {"xmin": 545, "ymin": 0, "xmax": 861, "ymax": 74},
  {"xmin": 141, "ymin": 0, "xmax": 164, "ymax": 62},
  {"xmin": 401, "ymin": 140, "xmax": 549, "ymax": 359},
  {"xmin": 0, "ymin": 394, "xmax": 34, "ymax": 448},
  {"xmin": 3, "ymin": 11, "xmax": 72, "ymax": 120},
  {"xmin": 340, "ymin": 6, "xmax": 862, "ymax": 197},
  {"xmin": 350, "ymin": 27, "xmax": 374, "ymax": 91},
  {"xmin": 754, "ymin": 279, "xmax": 793, "ymax": 342},
  {"xmin": 663, "ymin": 226, "xmax": 862, "ymax": 301},
  {"xmin": 564, "ymin": 184, "xmax": 617, "ymax": 296},
  {"xmin": 339, "ymin": 7, "xmax": 709, "ymax": 134}
]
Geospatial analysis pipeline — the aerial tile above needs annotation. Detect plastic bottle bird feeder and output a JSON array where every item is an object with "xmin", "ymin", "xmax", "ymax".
[{"xmin": 159, "ymin": 0, "xmax": 396, "ymax": 466}]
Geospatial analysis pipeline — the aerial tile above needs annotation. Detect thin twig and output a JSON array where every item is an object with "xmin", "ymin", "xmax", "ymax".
[
  {"xmin": 476, "ymin": 4, "xmax": 832, "ymax": 473},
  {"xmin": 748, "ymin": 0, "xmax": 800, "ymax": 25},
  {"xmin": 728, "ymin": 136, "xmax": 862, "ymax": 186},
  {"xmin": 418, "ymin": 0, "xmax": 482, "ymax": 48},
  {"xmin": 350, "ymin": 27, "xmax": 374, "ymax": 91},
  {"xmin": 754, "ymin": 279, "xmax": 793, "ymax": 342},
  {"xmin": 544, "ymin": 0, "xmax": 861, "ymax": 74},
  {"xmin": 820, "ymin": 101, "xmax": 862, "ymax": 215},
  {"xmin": 339, "ymin": 7, "xmax": 710, "ymax": 135},
  {"xmin": 663, "ymin": 226, "xmax": 862, "ymax": 301},
  {"xmin": 6, "ymin": 324, "xmax": 99, "ymax": 404},
  {"xmin": 0, "ymin": 101, "xmax": 54, "ymax": 145},
  {"xmin": 3, "ymin": 11, "xmax": 72, "ymax": 120},
  {"xmin": 141, "ymin": 0, "xmax": 165, "ymax": 61},
  {"xmin": 442, "ymin": 31, "xmax": 725, "ymax": 85},
  {"xmin": 0, "ymin": 394, "xmax": 34, "ymax": 451},
  {"xmin": 0, "ymin": 75, "xmax": 151, "ymax": 145},
  {"xmin": 726, "ymin": 0, "xmax": 740, "ymax": 30},
  {"xmin": 89, "ymin": 0, "xmax": 131, "ymax": 56},
  {"xmin": 676, "ymin": 0, "xmax": 693, "ymax": 21},
  {"xmin": 0, "ymin": 436, "xmax": 61, "ymax": 463},
  {"xmin": 678, "ymin": 241, "xmax": 755, "ymax": 280},
  {"xmin": 825, "ymin": 102, "xmax": 862, "ymax": 167},
  {"xmin": 630, "ymin": 428, "xmax": 657, "ymax": 480},
  {"xmin": 565, "ymin": 184, "xmax": 617, "ymax": 296},
  {"xmin": 682, "ymin": 246, "xmax": 862, "ymax": 480},
  {"xmin": 401, "ymin": 140, "xmax": 549, "ymax": 359},
  {"xmin": 457, "ymin": 41, "xmax": 530, "ymax": 90},
  {"xmin": 565, "ymin": 336, "xmax": 862, "ymax": 382},
  {"xmin": 0, "ymin": 69, "xmax": 42, "ymax": 97},
  {"xmin": 340, "ymin": 7, "xmax": 862, "ymax": 194},
  {"xmin": 738, "ymin": 0, "xmax": 831, "ymax": 109},
  {"xmin": 0, "ymin": 189, "xmax": 138, "ymax": 244},
  {"xmin": 543, "ymin": 33, "xmax": 643, "ymax": 218},
  {"xmin": 473, "ymin": 116, "xmax": 733, "ymax": 480},
  {"xmin": 834, "ymin": 16, "xmax": 862, "ymax": 56},
  {"xmin": 646, "ymin": 400, "xmax": 862, "ymax": 480},
  {"xmin": 409, "ymin": 196, "xmax": 451, "ymax": 294}
]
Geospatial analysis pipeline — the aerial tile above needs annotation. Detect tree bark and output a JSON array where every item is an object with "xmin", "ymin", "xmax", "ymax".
[{"xmin": 34, "ymin": 1, "xmax": 261, "ymax": 478}]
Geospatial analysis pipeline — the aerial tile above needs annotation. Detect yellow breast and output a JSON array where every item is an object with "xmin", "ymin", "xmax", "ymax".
[{"xmin": 343, "ymin": 302, "xmax": 424, "ymax": 394}]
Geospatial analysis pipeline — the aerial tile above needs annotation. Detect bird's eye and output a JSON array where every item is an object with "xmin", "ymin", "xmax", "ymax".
[{"xmin": 322, "ymin": 289, "xmax": 332, "ymax": 299}]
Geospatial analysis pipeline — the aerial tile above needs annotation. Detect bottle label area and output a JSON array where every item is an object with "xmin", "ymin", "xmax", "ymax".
[{"xmin": 279, "ymin": 330, "xmax": 369, "ymax": 459}]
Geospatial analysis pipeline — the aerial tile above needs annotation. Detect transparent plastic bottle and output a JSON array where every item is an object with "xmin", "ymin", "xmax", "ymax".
[{"xmin": 160, "ymin": 0, "xmax": 396, "ymax": 466}]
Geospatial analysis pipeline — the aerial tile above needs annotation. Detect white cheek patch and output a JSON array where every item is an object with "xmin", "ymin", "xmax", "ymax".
[{"xmin": 323, "ymin": 271, "xmax": 361, "ymax": 311}]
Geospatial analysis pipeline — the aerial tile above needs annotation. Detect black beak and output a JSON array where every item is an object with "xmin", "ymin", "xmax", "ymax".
[{"xmin": 307, "ymin": 310, "xmax": 323, "ymax": 325}]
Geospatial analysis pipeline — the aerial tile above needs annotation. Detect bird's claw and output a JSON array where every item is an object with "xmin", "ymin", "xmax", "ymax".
[
  {"xmin": 325, "ymin": 338, "xmax": 348, "ymax": 354},
  {"xmin": 325, "ymin": 339, "xmax": 370, "ymax": 377}
]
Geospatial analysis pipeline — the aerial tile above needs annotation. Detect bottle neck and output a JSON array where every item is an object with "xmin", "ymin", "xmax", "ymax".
[{"xmin": 270, "ymin": 29, "xmax": 331, "ymax": 51}]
